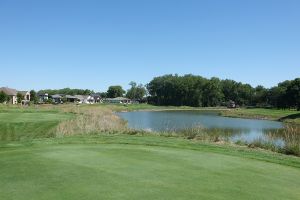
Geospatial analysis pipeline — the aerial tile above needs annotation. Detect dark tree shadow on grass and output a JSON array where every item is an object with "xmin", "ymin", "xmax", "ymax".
[{"xmin": 279, "ymin": 113, "xmax": 300, "ymax": 121}]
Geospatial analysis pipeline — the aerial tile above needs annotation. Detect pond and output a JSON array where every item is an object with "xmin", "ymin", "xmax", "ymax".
[{"xmin": 117, "ymin": 111, "xmax": 284, "ymax": 144}]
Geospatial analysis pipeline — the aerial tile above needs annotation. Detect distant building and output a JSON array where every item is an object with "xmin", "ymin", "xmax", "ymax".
[
  {"xmin": 18, "ymin": 91, "xmax": 30, "ymax": 101},
  {"xmin": 65, "ymin": 95, "xmax": 77, "ymax": 103},
  {"xmin": 104, "ymin": 97, "xmax": 132, "ymax": 104},
  {"xmin": 227, "ymin": 100, "xmax": 236, "ymax": 108},
  {"xmin": 91, "ymin": 93, "xmax": 102, "ymax": 103},
  {"xmin": 51, "ymin": 94, "xmax": 63, "ymax": 104},
  {"xmin": 0, "ymin": 87, "xmax": 31, "ymax": 105},
  {"xmin": 18, "ymin": 91, "xmax": 31, "ymax": 105},
  {"xmin": 0, "ymin": 87, "xmax": 18, "ymax": 104},
  {"xmin": 74, "ymin": 95, "xmax": 95, "ymax": 104},
  {"xmin": 38, "ymin": 93, "xmax": 49, "ymax": 103}
]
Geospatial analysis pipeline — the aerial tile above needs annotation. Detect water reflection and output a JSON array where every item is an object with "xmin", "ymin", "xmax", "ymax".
[{"xmin": 117, "ymin": 110, "xmax": 285, "ymax": 144}]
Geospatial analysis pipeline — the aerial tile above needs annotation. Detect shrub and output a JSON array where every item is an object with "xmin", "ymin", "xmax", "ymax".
[{"xmin": 0, "ymin": 91, "xmax": 9, "ymax": 103}]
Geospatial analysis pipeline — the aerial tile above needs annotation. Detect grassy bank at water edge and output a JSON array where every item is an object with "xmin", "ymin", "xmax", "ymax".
[{"xmin": 220, "ymin": 108, "xmax": 300, "ymax": 124}]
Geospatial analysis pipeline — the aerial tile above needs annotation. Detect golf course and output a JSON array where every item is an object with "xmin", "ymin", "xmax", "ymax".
[
  {"xmin": 1, "ymin": 105, "xmax": 300, "ymax": 200},
  {"xmin": 2, "ymin": 1, "xmax": 300, "ymax": 199}
]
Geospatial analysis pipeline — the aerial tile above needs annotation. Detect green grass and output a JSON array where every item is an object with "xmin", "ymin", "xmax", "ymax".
[
  {"xmin": 0, "ymin": 112, "xmax": 71, "ymax": 123},
  {"xmin": 0, "ymin": 107, "xmax": 73, "ymax": 141},
  {"xmin": 1, "ymin": 135, "xmax": 300, "ymax": 200},
  {"xmin": 221, "ymin": 108, "xmax": 300, "ymax": 124}
]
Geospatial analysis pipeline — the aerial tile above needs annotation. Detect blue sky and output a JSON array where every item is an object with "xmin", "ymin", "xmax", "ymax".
[{"xmin": 0, "ymin": 0, "xmax": 299, "ymax": 92}]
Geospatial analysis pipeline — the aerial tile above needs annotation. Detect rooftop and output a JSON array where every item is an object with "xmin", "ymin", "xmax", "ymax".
[{"xmin": 0, "ymin": 87, "xmax": 17, "ymax": 96}]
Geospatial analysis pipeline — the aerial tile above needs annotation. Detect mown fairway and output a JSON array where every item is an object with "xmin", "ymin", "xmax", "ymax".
[
  {"xmin": 0, "ymin": 107, "xmax": 73, "ymax": 140},
  {"xmin": 1, "ymin": 136, "xmax": 300, "ymax": 200}
]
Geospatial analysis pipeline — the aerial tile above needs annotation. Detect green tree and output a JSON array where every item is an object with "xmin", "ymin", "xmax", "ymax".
[
  {"xmin": 0, "ymin": 91, "xmax": 9, "ymax": 103},
  {"xmin": 30, "ymin": 90, "xmax": 38, "ymax": 103},
  {"xmin": 286, "ymin": 78, "xmax": 300, "ymax": 110},
  {"xmin": 268, "ymin": 80, "xmax": 291, "ymax": 109},
  {"xmin": 253, "ymin": 85, "xmax": 268, "ymax": 107},
  {"xmin": 99, "ymin": 92, "xmax": 107, "ymax": 98},
  {"xmin": 38, "ymin": 88, "xmax": 94, "ymax": 96},
  {"xmin": 107, "ymin": 86, "xmax": 125, "ymax": 98},
  {"xmin": 126, "ymin": 82, "xmax": 147, "ymax": 100},
  {"xmin": 235, "ymin": 83, "xmax": 254, "ymax": 106},
  {"xmin": 147, "ymin": 73, "xmax": 299, "ymax": 109},
  {"xmin": 17, "ymin": 92, "xmax": 24, "ymax": 104},
  {"xmin": 147, "ymin": 74, "xmax": 208, "ymax": 106},
  {"xmin": 202, "ymin": 77, "xmax": 224, "ymax": 107},
  {"xmin": 221, "ymin": 79, "xmax": 239, "ymax": 103}
]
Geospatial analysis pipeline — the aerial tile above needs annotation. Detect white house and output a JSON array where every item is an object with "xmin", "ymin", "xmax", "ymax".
[
  {"xmin": 74, "ymin": 95, "xmax": 95, "ymax": 104},
  {"xmin": 38, "ymin": 93, "xmax": 49, "ymax": 103}
]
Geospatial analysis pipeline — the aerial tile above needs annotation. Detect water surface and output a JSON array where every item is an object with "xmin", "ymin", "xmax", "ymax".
[{"xmin": 117, "ymin": 111, "xmax": 284, "ymax": 143}]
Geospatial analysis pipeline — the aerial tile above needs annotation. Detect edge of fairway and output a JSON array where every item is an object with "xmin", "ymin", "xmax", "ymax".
[{"xmin": 1, "ymin": 134, "xmax": 300, "ymax": 169}]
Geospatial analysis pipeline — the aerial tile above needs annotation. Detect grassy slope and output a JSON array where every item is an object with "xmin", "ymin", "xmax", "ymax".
[
  {"xmin": 0, "ymin": 106, "xmax": 73, "ymax": 140},
  {"xmin": 1, "ymin": 135, "xmax": 300, "ymax": 200},
  {"xmin": 220, "ymin": 108, "xmax": 300, "ymax": 121}
]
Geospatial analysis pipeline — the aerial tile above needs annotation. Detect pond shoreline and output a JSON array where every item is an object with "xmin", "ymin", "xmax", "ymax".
[
  {"xmin": 116, "ymin": 106, "xmax": 300, "ymax": 125},
  {"xmin": 117, "ymin": 109, "xmax": 299, "ymax": 156},
  {"xmin": 118, "ymin": 108, "xmax": 280, "ymax": 122}
]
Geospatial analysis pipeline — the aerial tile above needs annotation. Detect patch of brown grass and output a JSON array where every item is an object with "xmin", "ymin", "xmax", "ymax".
[{"xmin": 55, "ymin": 106, "xmax": 127, "ymax": 137}]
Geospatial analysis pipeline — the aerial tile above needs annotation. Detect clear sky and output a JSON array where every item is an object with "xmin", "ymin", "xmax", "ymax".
[{"xmin": 0, "ymin": 0, "xmax": 299, "ymax": 92}]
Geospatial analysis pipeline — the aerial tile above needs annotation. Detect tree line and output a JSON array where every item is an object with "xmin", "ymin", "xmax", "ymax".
[
  {"xmin": 147, "ymin": 74, "xmax": 300, "ymax": 110},
  {"xmin": 1, "ymin": 75, "xmax": 299, "ymax": 110},
  {"xmin": 36, "ymin": 85, "xmax": 147, "ymax": 101},
  {"xmin": 102, "ymin": 83, "xmax": 147, "ymax": 101},
  {"xmin": 38, "ymin": 88, "xmax": 94, "ymax": 96}
]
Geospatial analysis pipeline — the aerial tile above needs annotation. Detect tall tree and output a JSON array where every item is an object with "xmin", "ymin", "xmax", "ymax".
[
  {"xmin": 221, "ymin": 79, "xmax": 239, "ymax": 102},
  {"xmin": 268, "ymin": 80, "xmax": 291, "ymax": 109},
  {"xmin": 253, "ymin": 85, "xmax": 268, "ymax": 106},
  {"xmin": 99, "ymin": 92, "xmax": 107, "ymax": 98},
  {"xmin": 30, "ymin": 90, "xmax": 38, "ymax": 103},
  {"xmin": 286, "ymin": 78, "xmax": 300, "ymax": 110},
  {"xmin": 140, "ymin": 74, "xmax": 300, "ymax": 109},
  {"xmin": 202, "ymin": 77, "xmax": 224, "ymax": 107},
  {"xmin": 17, "ymin": 92, "xmax": 24, "ymax": 104},
  {"xmin": 107, "ymin": 86, "xmax": 125, "ymax": 98},
  {"xmin": 126, "ymin": 82, "xmax": 147, "ymax": 100}
]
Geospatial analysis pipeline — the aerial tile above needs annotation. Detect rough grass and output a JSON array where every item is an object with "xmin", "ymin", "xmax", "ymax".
[
  {"xmin": 249, "ymin": 125, "xmax": 300, "ymax": 156},
  {"xmin": 1, "ymin": 135, "xmax": 300, "ymax": 200},
  {"xmin": 147, "ymin": 125, "xmax": 300, "ymax": 157},
  {"xmin": 55, "ymin": 106, "xmax": 126, "ymax": 137},
  {"xmin": 0, "ymin": 104, "xmax": 127, "ymax": 140}
]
